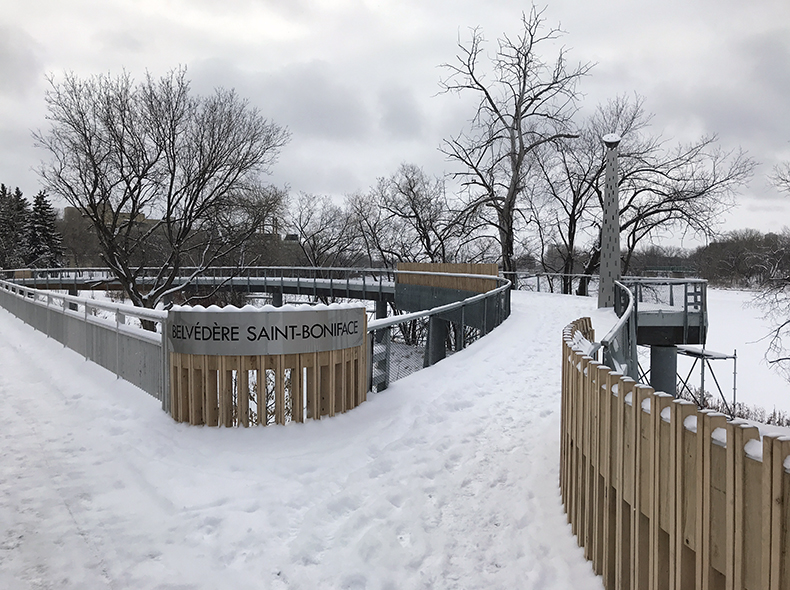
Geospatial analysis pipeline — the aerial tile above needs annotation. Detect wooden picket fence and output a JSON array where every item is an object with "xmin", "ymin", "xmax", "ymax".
[
  {"xmin": 396, "ymin": 262, "xmax": 499, "ymax": 293},
  {"xmin": 170, "ymin": 344, "xmax": 367, "ymax": 426},
  {"xmin": 561, "ymin": 318, "xmax": 790, "ymax": 590}
]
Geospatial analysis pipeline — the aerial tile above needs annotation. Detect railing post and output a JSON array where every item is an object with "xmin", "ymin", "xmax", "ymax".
[{"xmin": 426, "ymin": 315, "xmax": 448, "ymax": 366}]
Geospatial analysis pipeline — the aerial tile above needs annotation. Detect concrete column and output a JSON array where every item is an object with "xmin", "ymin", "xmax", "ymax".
[
  {"xmin": 650, "ymin": 345, "xmax": 678, "ymax": 396},
  {"xmin": 598, "ymin": 133, "xmax": 622, "ymax": 308}
]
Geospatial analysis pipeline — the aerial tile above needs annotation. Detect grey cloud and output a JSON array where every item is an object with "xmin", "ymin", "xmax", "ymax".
[
  {"xmin": 641, "ymin": 26, "xmax": 790, "ymax": 178},
  {"xmin": 0, "ymin": 26, "xmax": 42, "ymax": 97},
  {"xmin": 91, "ymin": 29, "xmax": 145, "ymax": 55},
  {"xmin": 266, "ymin": 61, "xmax": 372, "ymax": 140},
  {"xmin": 378, "ymin": 86, "xmax": 425, "ymax": 140},
  {"xmin": 193, "ymin": 59, "xmax": 373, "ymax": 141}
]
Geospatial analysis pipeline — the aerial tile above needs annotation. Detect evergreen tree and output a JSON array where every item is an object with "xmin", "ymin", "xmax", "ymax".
[
  {"xmin": 0, "ymin": 184, "xmax": 31, "ymax": 269},
  {"xmin": 26, "ymin": 191, "xmax": 64, "ymax": 268}
]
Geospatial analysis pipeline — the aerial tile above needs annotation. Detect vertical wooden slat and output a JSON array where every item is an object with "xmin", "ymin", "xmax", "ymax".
[
  {"xmin": 275, "ymin": 354, "xmax": 285, "ymax": 425},
  {"xmin": 670, "ymin": 400, "xmax": 695, "ymax": 590},
  {"xmin": 358, "ymin": 338, "xmax": 367, "ymax": 406},
  {"xmin": 169, "ymin": 352, "xmax": 180, "ymax": 421},
  {"xmin": 768, "ymin": 436, "xmax": 790, "ymax": 590},
  {"xmin": 779, "ymin": 439, "xmax": 790, "ymax": 590},
  {"xmin": 205, "ymin": 355, "xmax": 219, "ymax": 426},
  {"xmin": 332, "ymin": 349, "xmax": 343, "ymax": 415},
  {"xmin": 220, "ymin": 356, "xmax": 238, "ymax": 427},
  {"xmin": 561, "ymin": 336, "xmax": 569, "ymax": 501},
  {"xmin": 344, "ymin": 347, "xmax": 354, "ymax": 411},
  {"xmin": 284, "ymin": 354, "xmax": 301, "ymax": 423},
  {"xmin": 238, "ymin": 356, "xmax": 253, "ymax": 427},
  {"xmin": 188, "ymin": 355, "xmax": 205, "ymax": 426},
  {"xmin": 698, "ymin": 412, "xmax": 727, "ymax": 589},
  {"xmin": 318, "ymin": 351, "xmax": 331, "ymax": 416},
  {"xmin": 308, "ymin": 351, "xmax": 319, "ymax": 419},
  {"xmin": 616, "ymin": 376, "xmax": 636, "ymax": 590},
  {"xmin": 724, "ymin": 422, "xmax": 736, "ymax": 590},
  {"xmin": 602, "ymin": 370, "xmax": 618, "ymax": 588},
  {"xmin": 650, "ymin": 392, "xmax": 673, "ymax": 590},
  {"xmin": 593, "ymin": 364, "xmax": 610, "ymax": 574},
  {"xmin": 733, "ymin": 424, "xmax": 760, "ymax": 590},
  {"xmin": 255, "ymin": 355, "xmax": 266, "ymax": 425},
  {"xmin": 632, "ymin": 384, "xmax": 653, "ymax": 590},
  {"xmin": 584, "ymin": 360, "xmax": 599, "ymax": 557},
  {"xmin": 179, "ymin": 355, "xmax": 190, "ymax": 424},
  {"xmin": 762, "ymin": 433, "xmax": 776, "ymax": 590}
]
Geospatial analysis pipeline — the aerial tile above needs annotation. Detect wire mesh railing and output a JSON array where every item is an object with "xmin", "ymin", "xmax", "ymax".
[{"xmin": 367, "ymin": 277, "xmax": 511, "ymax": 392}]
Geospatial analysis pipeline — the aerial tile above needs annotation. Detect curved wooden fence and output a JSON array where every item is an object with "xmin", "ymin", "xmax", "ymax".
[
  {"xmin": 170, "ymin": 345, "xmax": 367, "ymax": 426},
  {"xmin": 561, "ymin": 318, "xmax": 790, "ymax": 590}
]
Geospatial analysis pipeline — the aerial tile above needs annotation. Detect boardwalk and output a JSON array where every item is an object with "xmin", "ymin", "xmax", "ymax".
[{"xmin": 0, "ymin": 291, "xmax": 606, "ymax": 590}]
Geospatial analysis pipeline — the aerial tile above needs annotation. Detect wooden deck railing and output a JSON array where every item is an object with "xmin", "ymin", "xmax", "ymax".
[
  {"xmin": 170, "ymin": 344, "xmax": 367, "ymax": 426},
  {"xmin": 561, "ymin": 317, "xmax": 790, "ymax": 590}
]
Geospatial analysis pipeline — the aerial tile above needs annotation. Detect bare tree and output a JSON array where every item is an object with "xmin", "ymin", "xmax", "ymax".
[
  {"xmin": 289, "ymin": 192, "xmax": 363, "ymax": 267},
  {"xmin": 439, "ymin": 6, "xmax": 592, "ymax": 285},
  {"xmin": 773, "ymin": 161, "xmax": 790, "ymax": 194},
  {"xmin": 347, "ymin": 164, "xmax": 494, "ymax": 268},
  {"xmin": 35, "ymin": 68, "xmax": 289, "ymax": 318},
  {"xmin": 533, "ymin": 95, "xmax": 755, "ymax": 293},
  {"xmin": 372, "ymin": 164, "xmax": 490, "ymax": 264},
  {"xmin": 751, "ymin": 158, "xmax": 790, "ymax": 378}
]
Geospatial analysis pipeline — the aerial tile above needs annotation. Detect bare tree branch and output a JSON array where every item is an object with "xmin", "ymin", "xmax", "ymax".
[
  {"xmin": 34, "ymin": 68, "xmax": 289, "ymax": 323},
  {"xmin": 439, "ymin": 6, "xmax": 592, "ymax": 285}
]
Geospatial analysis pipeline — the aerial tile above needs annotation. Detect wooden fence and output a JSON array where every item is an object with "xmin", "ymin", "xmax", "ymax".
[
  {"xmin": 170, "ymin": 343, "xmax": 367, "ymax": 426},
  {"xmin": 396, "ymin": 262, "xmax": 499, "ymax": 293},
  {"xmin": 561, "ymin": 317, "xmax": 790, "ymax": 590}
]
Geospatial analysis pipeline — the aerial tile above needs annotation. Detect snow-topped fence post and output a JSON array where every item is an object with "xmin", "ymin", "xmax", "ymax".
[
  {"xmin": 561, "ymin": 317, "xmax": 790, "ymax": 590},
  {"xmin": 165, "ymin": 304, "xmax": 368, "ymax": 426}
]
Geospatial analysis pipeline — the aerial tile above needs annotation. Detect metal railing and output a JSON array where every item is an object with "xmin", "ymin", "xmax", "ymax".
[
  {"xmin": 619, "ymin": 277, "xmax": 708, "ymax": 345},
  {"xmin": 591, "ymin": 280, "xmax": 638, "ymax": 379},
  {"xmin": 367, "ymin": 274, "xmax": 511, "ymax": 391},
  {"xmin": 516, "ymin": 272, "xmax": 601, "ymax": 296},
  {"xmin": 0, "ymin": 278, "xmax": 167, "ymax": 401},
  {"xmin": 1, "ymin": 267, "xmax": 512, "ymax": 401},
  {"xmin": 2, "ymin": 266, "xmax": 398, "ymax": 303}
]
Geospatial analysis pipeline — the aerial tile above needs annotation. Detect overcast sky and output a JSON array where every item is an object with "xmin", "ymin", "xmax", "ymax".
[{"xmin": 2, "ymin": 0, "xmax": 789, "ymax": 244}]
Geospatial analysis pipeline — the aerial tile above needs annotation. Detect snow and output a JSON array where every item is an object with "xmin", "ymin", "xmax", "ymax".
[
  {"xmin": 2, "ymin": 286, "xmax": 790, "ymax": 588},
  {"xmin": 0, "ymin": 290, "xmax": 604, "ymax": 590},
  {"xmin": 681, "ymin": 289, "xmax": 790, "ymax": 413}
]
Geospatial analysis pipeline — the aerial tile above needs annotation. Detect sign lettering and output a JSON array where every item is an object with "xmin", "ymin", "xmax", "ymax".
[{"xmin": 167, "ymin": 307, "xmax": 366, "ymax": 356}]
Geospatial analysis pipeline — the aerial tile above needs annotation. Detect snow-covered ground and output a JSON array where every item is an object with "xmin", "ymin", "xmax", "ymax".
[
  {"xmin": 0, "ymin": 290, "xmax": 610, "ymax": 590},
  {"xmin": 687, "ymin": 289, "xmax": 790, "ymax": 414},
  {"xmin": 0, "ymin": 287, "xmax": 788, "ymax": 589}
]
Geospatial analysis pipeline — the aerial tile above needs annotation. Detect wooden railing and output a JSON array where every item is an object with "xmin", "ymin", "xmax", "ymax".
[
  {"xmin": 561, "ymin": 318, "xmax": 790, "ymax": 590},
  {"xmin": 170, "ymin": 343, "xmax": 367, "ymax": 426}
]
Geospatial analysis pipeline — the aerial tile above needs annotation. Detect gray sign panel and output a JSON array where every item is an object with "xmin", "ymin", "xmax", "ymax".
[{"xmin": 168, "ymin": 306, "xmax": 366, "ymax": 356}]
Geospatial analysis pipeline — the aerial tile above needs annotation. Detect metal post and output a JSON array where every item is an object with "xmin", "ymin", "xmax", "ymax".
[
  {"xmin": 382, "ymin": 327, "xmax": 391, "ymax": 390},
  {"xmin": 650, "ymin": 345, "xmax": 678, "ymax": 396},
  {"xmin": 375, "ymin": 300, "xmax": 387, "ymax": 343},
  {"xmin": 426, "ymin": 316, "xmax": 448, "ymax": 366},
  {"xmin": 598, "ymin": 133, "xmax": 622, "ymax": 308},
  {"xmin": 732, "ymin": 350, "xmax": 737, "ymax": 407}
]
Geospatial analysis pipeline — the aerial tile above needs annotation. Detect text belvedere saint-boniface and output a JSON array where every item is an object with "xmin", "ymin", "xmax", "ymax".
[{"xmin": 167, "ymin": 307, "xmax": 366, "ymax": 356}]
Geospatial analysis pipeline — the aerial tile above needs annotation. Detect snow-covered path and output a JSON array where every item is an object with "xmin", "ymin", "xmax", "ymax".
[{"xmin": 0, "ymin": 291, "xmax": 606, "ymax": 590}]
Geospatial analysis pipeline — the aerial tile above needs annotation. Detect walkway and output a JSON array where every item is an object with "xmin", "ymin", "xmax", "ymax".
[{"xmin": 0, "ymin": 291, "xmax": 607, "ymax": 590}]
